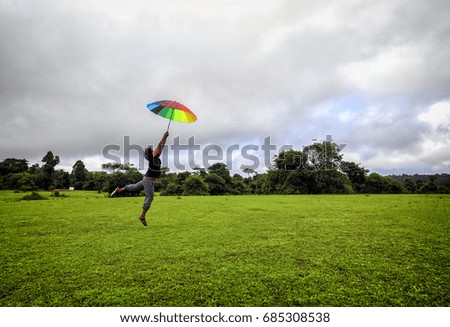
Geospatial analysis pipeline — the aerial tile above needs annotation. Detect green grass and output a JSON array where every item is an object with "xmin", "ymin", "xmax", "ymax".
[{"xmin": 0, "ymin": 191, "xmax": 448, "ymax": 306}]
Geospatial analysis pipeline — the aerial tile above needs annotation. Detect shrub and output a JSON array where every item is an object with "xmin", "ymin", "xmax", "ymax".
[
  {"xmin": 21, "ymin": 191, "xmax": 47, "ymax": 201},
  {"xmin": 182, "ymin": 175, "xmax": 209, "ymax": 196},
  {"xmin": 204, "ymin": 173, "xmax": 228, "ymax": 195},
  {"xmin": 160, "ymin": 182, "xmax": 182, "ymax": 196}
]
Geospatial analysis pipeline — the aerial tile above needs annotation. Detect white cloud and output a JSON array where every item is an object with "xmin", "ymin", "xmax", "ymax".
[
  {"xmin": 340, "ymin": 100, "xmax": 450, "ymax": 173},
  {"xmin": 416, "ymin": 101, "xmax": 450, "ymax": 171},
  {"xmin": 340, "ymin": 45, "xmax": 426, "ymax": 95},
  {"xmin": 418, "ymin": 101, "xmax": 450, "ymax": 130}
]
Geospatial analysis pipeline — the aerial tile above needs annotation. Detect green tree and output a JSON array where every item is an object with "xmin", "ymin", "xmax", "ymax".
[
  {"xmin": 0, "ymin": 158, "xmax": 29, "ymax": 176},
  {"xmin": 53, "ymin": 169, "xmax": 70, "ymax": 189},
  {"xmin": 274, "ymin": 150, "xmax": 305, "ymax": 171},
  {"xmin": 281, "ymin": 170, "xmax": 312, "ymax": 194},
  {"xmin": 88, "ymin": 171, "xmax": 108, "ymax": 192},
  {"xmin": 242, "ymin": 167, "xmax": 256, "ymax": 178},
  {"xmin": 102, "ymin": 162, "xmax": 142, "ymax": 194},
  {"xmin": 101, "ymin": 162, "xmax": 123, "ymax": 173},
  {"xmin": 384, "ymin": 177, "xmax": 407, "ymax": 194},
  {"xmin": 193, "ymin": 166, "xmax": 207, "ymax": 177},
  {"xmin": 124, "ymin": 167, "xmax": 143, "ymax": 186},
  {"xmin": 159, "ymin": 166, "xmax": 170, "ymax": 177},
  {"xmin": 271, "ymin": 141, "xmax": 352, "ymax": 194},
  {"xmin": 204, "ymin": 173, "xmax": 228, "ymax": 195},
  {"xmin": 420, "ymin": 181, "xmax": 439, "ymax": 193},
  {"xmin": 182, "ymin": 175, "xmax": 209, "ymax": 196},
  {"xmin": 315, "ymin": 170, "xmax": 353, "ymax": 194},
  {"xmin": 101, "ymin": 162, "xmax": 134, "ymax": 173},
  {"xmin": 4, "ymin": 172, "xmax": 37, "ymax": 191},
  {"xmin": 70, "ymin": 160, "xmax": 88, "ymax": 190},
  {"xmin": 29, "ymin": 163, "xmax": 39, "ymax": 174},
  {"xmin": 341, "ymin": 161, "xmax": 368, "ymax": 193},
  {"xmin": 265, "ymin": 169, "xmax": 289, "ymax": 194},
  {"xmin": 207, "ymin": 163, "xmax": 232, "ymax": 184},
  {"xmin": 303, "ymin": 141, "xmax": 342, "ymax": 171},
  {"xmin": 403, "ymin": 178, "xmax": 416, "ymax": 193},
  {"xmin": 106, "ymin": 172, "xmax": 126, "ymax": 194},
  {"xmin": 40, "ymin": 151, "xmax": 60, "ymax": 190},
  {"xmin": 231, "ymin": 174, "xmax": 251, "ymax": 194},
  {"xmin": 177, "ymin": 171, "xmax": 192, "ymax": 186},
  {"xmin": 364, "ymin": 173, "xmax": 387, "ymax": 193},
  {"xmin": 160, "ymin": 182, "xmax": 182, "ymax": 196},
  {"xmin": 251, "ymin": 173, "xmax": 269, "ymax": 194},
  {"xmin": 154, "ymin": 172, "xmax": 176, "ymax": 193}
]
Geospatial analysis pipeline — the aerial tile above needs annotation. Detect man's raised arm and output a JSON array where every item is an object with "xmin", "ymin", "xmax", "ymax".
[{"xmin": 153, "ymin": 131, "xmax": 169, "ymax": 157}]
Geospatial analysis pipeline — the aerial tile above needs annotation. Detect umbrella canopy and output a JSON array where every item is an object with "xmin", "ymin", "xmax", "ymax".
[{"xmin": 147, "ymin": 100, "xmax": 197, "ymax": 130}]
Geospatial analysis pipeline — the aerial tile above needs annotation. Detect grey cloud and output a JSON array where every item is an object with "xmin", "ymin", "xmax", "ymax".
[{"xmin": 1, "ymin": 0, "xmax": 449, "ymax": 174}]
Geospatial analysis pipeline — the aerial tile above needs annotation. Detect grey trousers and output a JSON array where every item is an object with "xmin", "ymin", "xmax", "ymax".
[{"xmin": 124, "ymin": 177, "xmax": 154, "ymax": 211}]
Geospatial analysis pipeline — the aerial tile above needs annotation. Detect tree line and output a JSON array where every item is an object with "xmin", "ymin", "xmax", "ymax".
[{"xmin": 1, "ymin": 141, "xmax": 449, "ymax": 195}]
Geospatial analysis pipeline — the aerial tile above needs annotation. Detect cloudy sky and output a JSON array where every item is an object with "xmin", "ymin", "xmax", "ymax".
[{"xmin": 1, "ymin": 0, "xmax": 449, "ymax": 175}]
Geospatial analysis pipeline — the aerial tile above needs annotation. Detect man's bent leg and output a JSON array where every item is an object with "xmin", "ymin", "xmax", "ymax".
[
  {"xmin": 141, "ymin": 179, "xmax": 155, "ymax": 218},
  {"xmin": 124, "ymin": 180, "xmax": 144, "ymax": 193}
]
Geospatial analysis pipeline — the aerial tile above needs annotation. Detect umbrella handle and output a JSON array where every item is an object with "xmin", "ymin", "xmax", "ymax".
[{"xmin": 167, "ymin": 108, "xmax": 175, "ymax": 131}]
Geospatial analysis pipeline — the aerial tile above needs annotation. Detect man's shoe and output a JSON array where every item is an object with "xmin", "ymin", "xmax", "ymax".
[
  {"xmin": 110, "ymin": 187, "xmax": 119, "ymax": 197},
  {"xmin": 139, "ymin": 217, "xmax": 148, "ymax": 226}
]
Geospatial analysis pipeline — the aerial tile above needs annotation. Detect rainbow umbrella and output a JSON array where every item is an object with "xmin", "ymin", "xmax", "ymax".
[{"xmin": 146, "ymin": 100, "xmax": 197, "ymax": 130}]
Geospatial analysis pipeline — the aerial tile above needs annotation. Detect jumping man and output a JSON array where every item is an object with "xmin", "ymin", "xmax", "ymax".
[{"xmin": 110, "ymin": 131, "xmax": 169, "ymax": 226}]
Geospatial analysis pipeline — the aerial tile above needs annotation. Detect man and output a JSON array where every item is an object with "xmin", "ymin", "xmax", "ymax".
[{"xmin": 110, "ymin": 131, "xmax": 169, "ymax": 226}]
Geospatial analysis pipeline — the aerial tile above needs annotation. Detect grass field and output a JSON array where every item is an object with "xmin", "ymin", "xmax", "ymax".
[{"xmin": 0, "ymin": 191, "xmax": 448, "ymax": 307}]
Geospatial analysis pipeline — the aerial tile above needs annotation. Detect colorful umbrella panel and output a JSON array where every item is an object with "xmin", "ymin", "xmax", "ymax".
[{"xmin": 147, "ymin": 100, "xmax": 197, "ymax": 123}]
